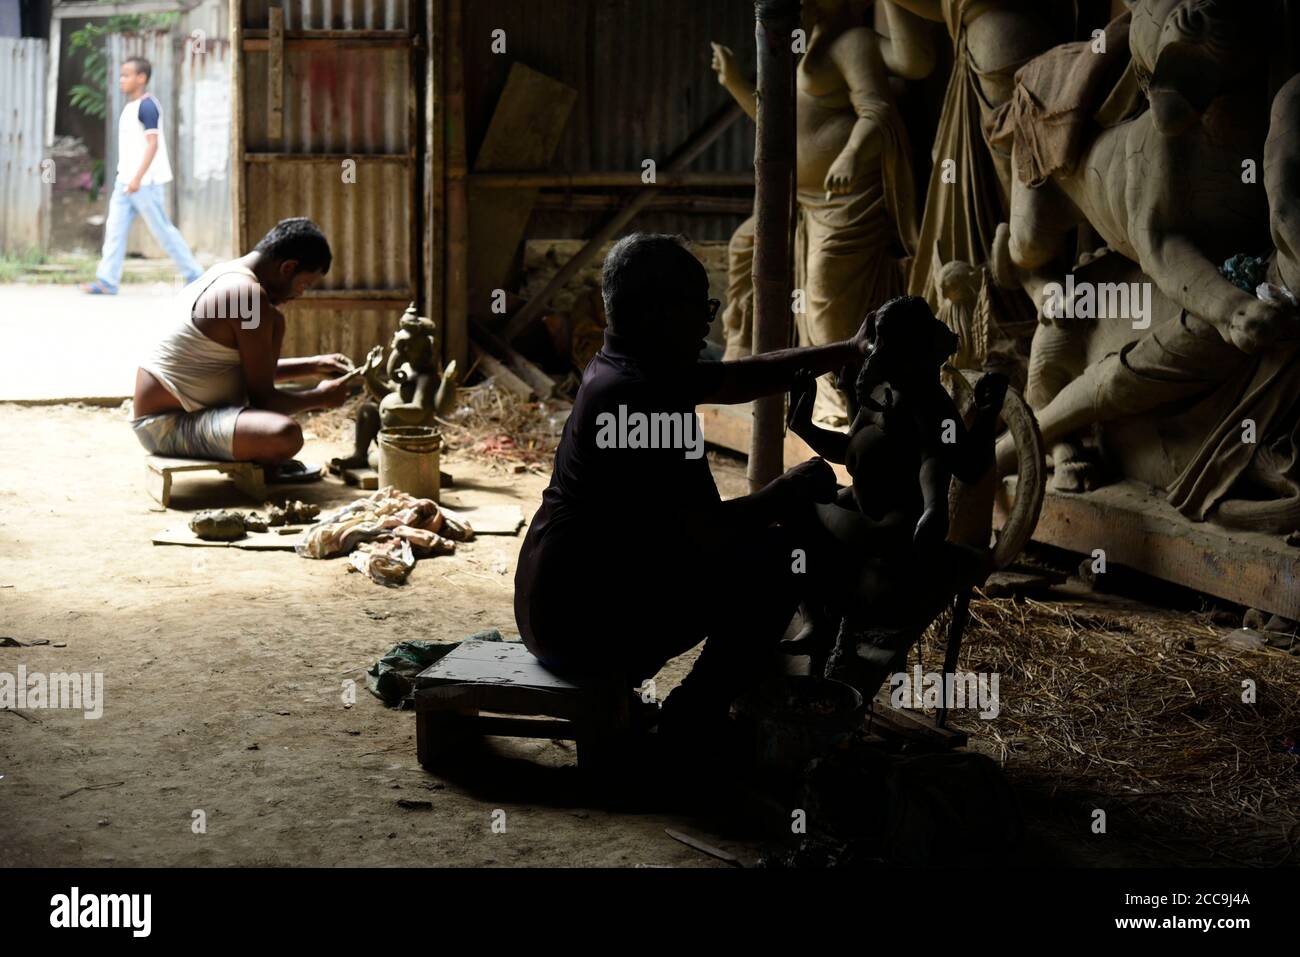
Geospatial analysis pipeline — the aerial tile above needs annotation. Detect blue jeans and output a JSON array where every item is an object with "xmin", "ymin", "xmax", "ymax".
[{"xmin": 94, "ymin": 180, "xmax": 203, "ymax": 292}]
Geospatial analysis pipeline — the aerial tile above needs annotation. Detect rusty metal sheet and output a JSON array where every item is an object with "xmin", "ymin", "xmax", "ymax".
[{"xmin": 0, "ymin": 37, "xmax": 48, "ymax": 255}]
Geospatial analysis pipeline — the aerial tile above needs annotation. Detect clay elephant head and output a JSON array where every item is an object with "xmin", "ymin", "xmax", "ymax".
[
  {"xmin": 855, "ymin": 295, "xmax": 958, "ymax": 412},
  {"xmin": 1127, "ymin": 0, "xmax": 1252, "ymax": 135}
]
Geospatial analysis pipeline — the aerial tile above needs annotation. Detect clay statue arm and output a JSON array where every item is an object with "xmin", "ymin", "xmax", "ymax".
[
  {"xmin": 787, "ymin": 369, "xmax": 852, "ymax": 462},
  {"xmin": 875, "ymin": 0, "xmax": 937, "ymax": 80},
  {"xmin": 1136, "ymin": 227, "xmax": 1295, "ymax": 354},
  {"xmin": 434, "ymin": 359, "xmax": 460, "ymax": 416},
  {"xmin": 710, "ymin": 42, "xmax": 756, "ymax": 122},
  {"xmin": 823, "ymin": 29, "xmax": 891, "ymax": 196}
]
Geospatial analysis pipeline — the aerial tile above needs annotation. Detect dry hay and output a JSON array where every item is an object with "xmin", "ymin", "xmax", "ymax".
[
  {"xmin": 300, "ymin": 385, "xmax": 570, "ymax": 472},
  {"xmin": 922, "ymin": 595, "xmax": 1300, "ymax": 864},
  {"xmin": 435, "ymin": 382, "xmax": 568, "ymax": 471}
]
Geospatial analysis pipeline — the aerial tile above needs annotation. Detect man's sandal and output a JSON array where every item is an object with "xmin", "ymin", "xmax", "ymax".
[
  {"xmin": 80, "ymin": 280, "xmax": 117, "ymax": 295},
  {"xmin": 266, "ymin": 459, "xmax": 324, "ymax": 484}
]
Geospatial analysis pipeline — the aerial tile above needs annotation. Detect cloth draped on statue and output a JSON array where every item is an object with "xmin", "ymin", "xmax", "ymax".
[{"xmin": 906, "ymin": 0, "xmax": 1048, "ymax": 349}]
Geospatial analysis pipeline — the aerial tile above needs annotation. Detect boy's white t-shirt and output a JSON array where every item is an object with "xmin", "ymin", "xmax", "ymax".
[{"xmin": 116, "ymin": 93, "xmax": 173, "ymax": 186}]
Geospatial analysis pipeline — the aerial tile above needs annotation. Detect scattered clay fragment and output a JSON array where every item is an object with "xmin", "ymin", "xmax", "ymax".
[{"xmin": 189, "ymin": 510, "xmax": 249, "ymax": 541}]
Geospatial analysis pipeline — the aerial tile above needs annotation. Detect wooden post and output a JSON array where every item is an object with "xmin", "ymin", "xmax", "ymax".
[
  {"xmin": 230, "ymin": 0, "xmax": 247, "ymax": 253},
  {"xmin": 425, "ymin": 0, "xmax": 446, "ymax": 342},
  {"xmin": 749, "ymin": 0, "xmax": 798, "ymax": 492},
  {"xmin": 443, "ymin": 0, "xmax": 470, "ymax": 373}
]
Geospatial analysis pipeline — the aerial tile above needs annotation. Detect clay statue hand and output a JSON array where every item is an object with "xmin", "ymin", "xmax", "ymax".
[
  {"xmin": 823, "ymin": 148, "xmax": 860, "ymax": 200},
  {"xmin": 710, "ymin": 42, "xmax": 739, "ymax": 88},
  {"xmin": 1229, "ymin": 297, "xmax": 1300, "ymax": 355},
  {"xmin": 314, "ymin": 353, "xmax": 354, "ymax": 377},
  {"xmin": 913, "ymin": 505, "xmax": 950, "ymax": 552},
  {"xmin": 779, "ymin": 457, "xmax": 839, "ymax": 506},
  {"xmin": 973, "ymin": 372, "xmax": 1009, "ymax": 417}
]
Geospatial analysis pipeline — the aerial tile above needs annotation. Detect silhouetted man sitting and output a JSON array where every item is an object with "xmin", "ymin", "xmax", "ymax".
[{"xmin": 513, "ymin": 233, "xmax": 875, "ymax": 741}]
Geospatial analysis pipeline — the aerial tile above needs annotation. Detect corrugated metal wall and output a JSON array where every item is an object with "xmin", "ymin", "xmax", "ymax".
[
  {"xmin": 176, "ymin": 35, "xmax": 233, "ymax": 258},
  {"xmin": 0, "ymin": 37, "xmax": 49, "ymax": 255},
  {"xmin": 240, "ymin": 0, "xmax": 409, "ymax": 31},
  {"xmin": 463, "ymin": 0, "xmax": 757, "ymax": 241},
  {"xmin": 235, "ymin": 0, "xmax": 419, "ymax": 360}
]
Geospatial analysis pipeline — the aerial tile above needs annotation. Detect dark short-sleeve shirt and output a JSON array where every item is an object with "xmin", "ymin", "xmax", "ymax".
[{"xmin": 514, "ymin": 331, "xmax": 724, "ymax": 648}]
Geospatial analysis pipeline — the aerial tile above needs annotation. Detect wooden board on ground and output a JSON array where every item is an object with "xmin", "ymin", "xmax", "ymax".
[
  {"xmin": 145, "ymin": 455, "xmax": 267, "ymax": 508},
  {"xmin": 152, "ymin": 525, "xmax": 308, "ymax": 551},
  {"xmin": 869, "ymin": 694, "xmax": 968, "ymax": 749},
  {"xmin": 468, "ymin": 63, "xmax": 577, "ymax": 307},
  {"xmin": 698, "ymin": 403, "xmax": 851, "ymax": 485},
  {"xmin": 996, "ymin": 478, "xmax": 1300, "ymax": 619},
  {"xmin": 341, "ymin": 467, "xmax": 378, "ymax": 490}
]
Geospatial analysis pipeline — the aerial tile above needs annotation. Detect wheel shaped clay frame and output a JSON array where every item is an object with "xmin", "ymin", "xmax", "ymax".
[{"xmin": 947, "ymin": 367, "xmax": 1047, "ymax": 569}]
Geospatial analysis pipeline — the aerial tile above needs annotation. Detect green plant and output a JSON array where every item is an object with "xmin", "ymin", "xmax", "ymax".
[{"xmin": 66, "ymin": 10, "xmax": 179, "ymax": 124}]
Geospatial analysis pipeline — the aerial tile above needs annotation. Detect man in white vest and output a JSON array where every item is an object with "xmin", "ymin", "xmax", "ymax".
[{"xmin": 82, "ymin": 56, "xmax": 204, "ymax": 295}]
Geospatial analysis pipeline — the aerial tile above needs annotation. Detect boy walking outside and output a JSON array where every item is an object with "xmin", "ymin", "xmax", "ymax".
[{"xmin": 82, "ymin": 56, "xmax": 203, "ymax": 295}]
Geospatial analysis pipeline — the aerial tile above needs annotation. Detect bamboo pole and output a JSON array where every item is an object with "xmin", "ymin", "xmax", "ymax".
[
  {"xmin": 749, "ymin": 0, "xmax": 799, "ymax": 492},
  {"xmin": 443, "ymin": 0, "xmax": 469, "ymax": 372}
]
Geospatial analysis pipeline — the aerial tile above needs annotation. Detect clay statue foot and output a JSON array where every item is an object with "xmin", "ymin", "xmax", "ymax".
[{"xmin": 1049, "ymin": 441, "xmax": 1098, "ymax": 493}]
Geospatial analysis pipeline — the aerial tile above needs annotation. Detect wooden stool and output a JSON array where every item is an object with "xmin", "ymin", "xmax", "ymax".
[
  {"xmin": 146, "ymin": 455, "xmax": 267, "ymax": 508},
  {"xmin": 414, "ymin": 639, "xmax": 642, "ymax": 769}
]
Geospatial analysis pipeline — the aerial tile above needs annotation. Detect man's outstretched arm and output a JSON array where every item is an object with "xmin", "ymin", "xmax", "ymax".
[{"xmin": 699, "ymin": 312, "xmax": 872, "ymax": 406}]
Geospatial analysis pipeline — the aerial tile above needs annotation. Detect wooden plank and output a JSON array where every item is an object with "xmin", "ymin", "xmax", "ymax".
[
  {"xmin": 469, "ymin": 344, "xmax": 535, "ymax": 398},
  {"xmin": 469, "ymin": 319, "xmax": 554, "ymax": 399},
  {"xmin": 245, "ymin": 153, "xmax": 414, "ymax": 163},
  {"xmin": 996, "ymin": 479, "xmax": 1300, "ymax": 619},
  {"xmin": 467, "ymin": 63, "xmax": 577, "ymax": 313},
  {"xmin": 698, "ymin": 403, "xmax": 851, "ymax": 485},
  {"xmin": 424, "ymin": 0, "xmax": 446, "ymax": 374},
  {"xmin": 869, "ymin": 697, "xmax": 968, "ymax": 748},
  {"xmin": 466, "ymin": 171, "xmax": 753, "ymax": 188},
  {"xmin": 266, "ymin": 6, "xmax": 283, "ymax": 142}
]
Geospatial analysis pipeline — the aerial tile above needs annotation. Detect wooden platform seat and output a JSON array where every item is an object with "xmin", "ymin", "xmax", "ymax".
[
  {"xmin": 146, "ymin": 455, "xmax": 267, "ymax": 508},
  {"xmin": 414, "ymin": 638, "xmax": 647, "ymax": 769}
]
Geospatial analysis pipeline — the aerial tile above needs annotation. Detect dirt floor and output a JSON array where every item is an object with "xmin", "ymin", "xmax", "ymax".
[
  {"xmin": 0, "ymin": 401, "xmax": 755, "ymax": 867},
  {"xmin": 2, "ymin": 401, "xmax": 1297, "ymax": 868}
]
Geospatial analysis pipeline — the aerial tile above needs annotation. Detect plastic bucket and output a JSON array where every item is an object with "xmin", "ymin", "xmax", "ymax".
[{"xmin": 377, "ymin": 426, "xmax": 441, "ymax": 500}]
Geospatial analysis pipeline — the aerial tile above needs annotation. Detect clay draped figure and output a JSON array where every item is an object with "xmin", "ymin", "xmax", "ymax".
[
  {"xmin": 333, "ymin": 304, "xmax": 460, "ymax": 471},
  {"xmin": 782, "ymin": 295, "xmax": 1006, "ymax": 694},
  {"xmin": 885, "ymin": 0, "xmax": 1075, "ymax": 372},
  {"xmin": 989, "ymin": 0, "xmax": 1300, "ymax": 531},
  {"xmin": 711, "ymin": 0, "xmax": 932, "ymax": 424}
]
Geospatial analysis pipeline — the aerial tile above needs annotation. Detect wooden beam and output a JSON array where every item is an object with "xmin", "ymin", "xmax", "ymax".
[
  {"xmin": 465, "ymin": 171, "xmax": 755, "ymax": 188},
  {"xmin": 996, "ymin": 479, "xmax": 1300, "ymax": 620},
  {"xmin": 469, "ymin": 344, "xmax": 535, "ymax": 399},
  {"xmin": 266, "ymin": 6, "xmax": 283, "ymax": 143},
  {"xmin": 470, "ymin": 319, "xmax": 555, "ymax": 400}
]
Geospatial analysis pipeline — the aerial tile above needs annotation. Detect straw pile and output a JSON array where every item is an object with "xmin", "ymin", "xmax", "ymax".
[
  {"xmin": 922, "ymin": 594, "xmax": 1300, "ymax": 864},
  {"xmin": 301, "ymin": 384, "xmax": 569, "ymax": 472}
]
